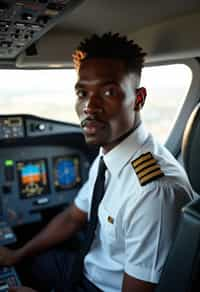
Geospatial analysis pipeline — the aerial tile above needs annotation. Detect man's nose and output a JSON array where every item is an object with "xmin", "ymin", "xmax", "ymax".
[{"xmin": 83, "ymin": 94, "xmax": 103, "ymax": 115}]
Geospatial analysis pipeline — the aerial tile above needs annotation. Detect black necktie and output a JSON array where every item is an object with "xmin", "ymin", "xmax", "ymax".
[
  {"xmin": 82, "ymin": 156, "xmax": 107, "ymax": 254},
  {"xmin": 71, "ymin": 157, "xmax": 107, "ymax": 284}
]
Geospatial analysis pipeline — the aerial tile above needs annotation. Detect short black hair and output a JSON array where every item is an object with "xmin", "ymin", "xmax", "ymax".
[{"xmin": 72, "ymin": 32, "xmax": 146, "ymax": 75}]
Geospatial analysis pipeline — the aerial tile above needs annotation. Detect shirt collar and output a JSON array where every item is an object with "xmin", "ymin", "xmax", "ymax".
[{"xmin": 100, "ymin": 123, "xmax": 149, "ymax": 176}]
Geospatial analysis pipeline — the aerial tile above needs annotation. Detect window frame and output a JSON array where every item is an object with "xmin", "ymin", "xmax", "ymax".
[{"xmin": 144, "ymin": 58, "xmax": 200, "ymax": 157}]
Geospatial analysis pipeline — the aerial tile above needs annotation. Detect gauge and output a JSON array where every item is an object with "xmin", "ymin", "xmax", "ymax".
[{"xmin": 54, "ymin": 156, "xmax": 81, "ymax": 191}]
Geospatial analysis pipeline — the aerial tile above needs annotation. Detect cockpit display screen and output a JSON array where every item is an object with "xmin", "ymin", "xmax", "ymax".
[
  {"xmin": 53, "ymin": 156, "xmax": 81, "ymax": 191},
  {"xmin": 16, "ymin": 159, "xmax": 49, "ymax": 198}
]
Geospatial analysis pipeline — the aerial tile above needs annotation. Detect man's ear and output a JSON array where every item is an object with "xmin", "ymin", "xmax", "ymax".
[{"xmin": 134, "ymin": 87, "xmax": 147, "ymax": 111}]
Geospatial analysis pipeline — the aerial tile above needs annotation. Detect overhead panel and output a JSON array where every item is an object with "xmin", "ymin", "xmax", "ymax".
[{"xmin": 0, "ymin": 0, "xmax": 83, "ymax": 60}]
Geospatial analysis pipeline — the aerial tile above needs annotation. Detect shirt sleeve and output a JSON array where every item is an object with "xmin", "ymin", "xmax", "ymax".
[
  {"xmin": 123, "ymin": 180, "xmax": 190, "ymax": 283},
  {"xmin": 74, "ymin": 180, "xmax": 90, "ymax": 213}
]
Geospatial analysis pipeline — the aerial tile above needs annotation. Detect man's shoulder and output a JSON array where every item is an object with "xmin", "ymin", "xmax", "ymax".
[
  {"xmin": 128, "ymin": 148, "xmax": 193, "ymax": 201},
  {"xmin": 131, "ymin": 151, "xmax": 165, "ymax": 187}
]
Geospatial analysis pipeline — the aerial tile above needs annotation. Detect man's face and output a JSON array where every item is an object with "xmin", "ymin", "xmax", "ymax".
[{"xmin": 75, "ymin": 58, "xmax": 138, "ymax": 153}]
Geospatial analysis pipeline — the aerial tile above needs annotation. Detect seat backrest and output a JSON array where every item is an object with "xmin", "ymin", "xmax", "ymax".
[{"xmin": 156, "ymin": 103, "xmax": 200, "ymax": 292}]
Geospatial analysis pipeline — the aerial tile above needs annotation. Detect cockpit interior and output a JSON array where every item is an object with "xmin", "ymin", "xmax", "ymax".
[{"xmin": 1, "ymin": 0, "xmax": 200, "ymax": 291}]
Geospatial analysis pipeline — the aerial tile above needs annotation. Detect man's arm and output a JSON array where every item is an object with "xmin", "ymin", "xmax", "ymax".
[
  {"xmin": 0, "ymin": 203, "xmax": 87, "ymax": 266},
  {"xmin": 122, "ymin": 273, "xmax": 156, "ymax": 292},
  {"xmin": 8, "ymin": 287, "xmax": 37, "ymax": 292}
]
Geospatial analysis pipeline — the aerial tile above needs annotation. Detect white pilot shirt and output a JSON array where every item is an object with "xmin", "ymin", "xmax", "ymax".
[{"xmin": 74, "ymin": 123, "xmax": 193, "ymax": 292}]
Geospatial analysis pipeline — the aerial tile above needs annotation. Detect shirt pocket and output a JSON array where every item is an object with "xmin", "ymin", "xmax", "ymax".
[{"xmin": 98, "ymin": 204, "xmax": 117, "ymax": 243}]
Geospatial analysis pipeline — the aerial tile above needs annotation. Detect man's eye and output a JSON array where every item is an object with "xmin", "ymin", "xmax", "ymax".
[
  {"xmin": 104, "ymin": 90, "xmax": 112, "ymax": 96},
  {"xmin": 103, "ymin": 88, "xmax": 116, "ymax": 97},
  {"xmin": 76, "ymin": 90, "xmax": 87, "ymax": 98}
]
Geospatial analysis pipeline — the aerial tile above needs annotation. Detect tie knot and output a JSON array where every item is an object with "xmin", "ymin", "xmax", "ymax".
[{"xmin": 99, "ymin": 156, "xmax": 107, "ymax": 174}]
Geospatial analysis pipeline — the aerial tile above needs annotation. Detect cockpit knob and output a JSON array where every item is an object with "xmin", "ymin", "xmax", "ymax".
[{"xmin": 37, "ymin": 123, "xmax": 46, "ymax": 131}]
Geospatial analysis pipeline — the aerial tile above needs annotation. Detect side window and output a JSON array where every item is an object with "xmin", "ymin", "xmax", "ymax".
[{"xmin": 140, "ymin": 64, "xmax": 192, "ymax": 143}]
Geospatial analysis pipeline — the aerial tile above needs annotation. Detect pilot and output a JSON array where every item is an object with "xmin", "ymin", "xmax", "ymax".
[{"xmin": 0, "ymin": 33, "xmax": 194, "ymax": 292}]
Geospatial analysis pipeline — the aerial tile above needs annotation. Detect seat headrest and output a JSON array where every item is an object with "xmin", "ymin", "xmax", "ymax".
[{"xmin": 182, "ymin": 103, "xmax": 200, "ymax": 194}]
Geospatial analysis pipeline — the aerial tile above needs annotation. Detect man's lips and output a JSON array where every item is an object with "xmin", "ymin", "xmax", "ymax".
[{"xmin": 81, "ymin": 118, "xmax": 105, "ymax": 134}]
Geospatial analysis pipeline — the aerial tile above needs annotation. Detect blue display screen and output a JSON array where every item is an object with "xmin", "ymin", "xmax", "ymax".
[{"xmin": 53, "ymin": 156, "xmax": 81, "ymax": 191}]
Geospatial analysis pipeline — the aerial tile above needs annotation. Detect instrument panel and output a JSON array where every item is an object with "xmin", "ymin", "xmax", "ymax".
[
  {"xmin": 0, "ymin": 0, "xmax": 82, "ymax": 59},
  {"xmin": 0, "ymin": 115, "xmax": 96, "ymax": 227}
]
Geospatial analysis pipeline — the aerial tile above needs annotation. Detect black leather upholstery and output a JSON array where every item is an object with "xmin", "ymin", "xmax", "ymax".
[
  {"xmin": 156, "ymin": 200, "xmax": 200, "ymax": 292},
  {"xmin": 156, "ymin": 104, "xmax": 200, "ymax": 292},
  {"xmin": 182, "ymin": 103, "xmax": 200, "ymax": 194}
]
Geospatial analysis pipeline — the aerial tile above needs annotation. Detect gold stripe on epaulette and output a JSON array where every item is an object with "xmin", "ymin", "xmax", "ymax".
[
  {"xmin": 138, "ymin": 164, "xmax": 160, "ymax": 179},
  {"xmin": 134, "ymin": 158, "xmax": 157, "ymax": 173},
  {"xmin": 131, "ymin": 152, "xmax": 164, "ymax": 186},
  {"xmin": 132, "ymin": 152, "xmax": 152, "ymax": 168},
  {"xmin": 140, "ymin": 169, "xmax": 164, "ymax": 186}
]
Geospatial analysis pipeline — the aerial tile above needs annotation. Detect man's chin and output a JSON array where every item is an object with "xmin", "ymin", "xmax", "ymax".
[{"xmin": 84, "ymin": 134, "xmax": 104, "ymax": 146}]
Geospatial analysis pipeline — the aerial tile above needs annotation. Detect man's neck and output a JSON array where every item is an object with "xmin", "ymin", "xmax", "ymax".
[{"xmin": 102, "ymin": 119, "xmax": 141, "ymax": 154}]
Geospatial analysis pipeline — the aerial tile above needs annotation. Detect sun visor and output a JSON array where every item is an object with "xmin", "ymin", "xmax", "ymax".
[
  {"xmin": 131, "ymin": 12, "xmax": 200, "ymax": 63},
  {"xmin": 16, "ymin": 30, "xmax": 84, "ymax": 68}
]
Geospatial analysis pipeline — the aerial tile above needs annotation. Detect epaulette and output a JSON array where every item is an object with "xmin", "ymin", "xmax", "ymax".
[{"xmin": 131, "ymin": 152, "xmax": 164, "ymax": 186}]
